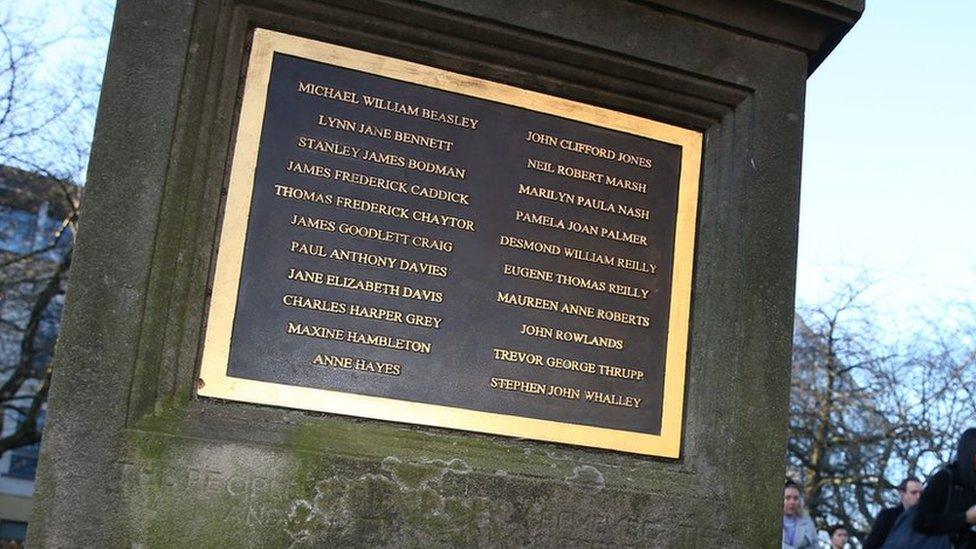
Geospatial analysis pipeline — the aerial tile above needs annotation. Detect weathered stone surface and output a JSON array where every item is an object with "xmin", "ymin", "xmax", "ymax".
[
  {"xmin": 117, "ymin": 411, "xmax": 731, "ymax": 548},
  {"xmin": 30, "ymin": 0, "xmax": 861, "ymax": 546}
]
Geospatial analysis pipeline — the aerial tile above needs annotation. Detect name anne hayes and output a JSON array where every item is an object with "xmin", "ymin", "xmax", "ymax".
[{"xmin": 269, "ymin": 77, "xmax": 661, "ymax": 417}]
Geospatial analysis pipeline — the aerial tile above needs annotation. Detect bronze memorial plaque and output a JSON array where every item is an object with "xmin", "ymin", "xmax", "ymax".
[{"xmin": 198, "ymin": 29, "xmax": 702, "ymax": 457}]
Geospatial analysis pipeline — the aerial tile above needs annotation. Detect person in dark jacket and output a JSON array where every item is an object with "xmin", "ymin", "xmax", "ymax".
[
  {"xmin": 863, "ymin": 476, "xmax": 923, "ymax": 549},
  {"xmin": 828, "ymin": 524, "xmax": 850, "ymax": 548},
  {"xmin": 914, "ymin": 427, "xmax": 976, "ymax": 548}
]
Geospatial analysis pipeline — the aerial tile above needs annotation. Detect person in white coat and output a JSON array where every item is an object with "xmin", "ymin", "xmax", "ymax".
[{"xmin": 783, "ymin": 480, "xmax": 819, "ymax": 549}]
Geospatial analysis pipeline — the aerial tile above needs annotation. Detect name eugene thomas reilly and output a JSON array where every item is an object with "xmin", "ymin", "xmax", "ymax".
[{"xmin": 489, "ymin": 377, "xmax": 642, "ymax": 408}]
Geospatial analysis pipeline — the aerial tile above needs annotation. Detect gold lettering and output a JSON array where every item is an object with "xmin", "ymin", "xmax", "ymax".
[
  {"xmin": 286, "ymin": 159, "xmax": 332, "ymax": 179},
  {"xmin": 518, "ymin": 323, "xmax": 623, "ymax": 350},
  {"xmin": 334, "ymin": 195, "xmax": 410, "ymax": 220},
  {"xmin": 286, "ymin": 321, "xmax": 344, "ymax": 340},
  {"xmin": 594, "ymin": 308, "xmax": 651, "ymax": 327},
  {"xmin": 583, "ymin": 390, "xmax": 643, "ymax": 409},
  {"xmin": 326, "ymin": 221, "xmax": 453, "ymax": 253},
  {"xmin": 492, "ymin": 348, "xmax": 642, "ymax": 381},
  {"xmin": 290, "ymin": 213, "xmax": 336, "ymax": 233},
  {"xmin": 604, "ymin": 174, "xmax": 648, "ymax": 194},
  {"xmin": 286, "ymin": 321, "xmax": 430, "ymax": 354},
  {"xmin": 552, "ymin": 272, "xmax": 606, "ymax": 293},
  {"xmin": 561, "ymin": 245, "xmax": 654, "ymax": 274},
  {"xmin": 488, "ymin": 377, "xmax": 581, "ymax": 401},
  {"xmin": 274, "ymin": 184, "xmax": 333, "ymax": 206},
  {"xmin": 408, "ymin": 235, "xmax": 454, "ymax": 253},
  {"xmin": 311, "ymin": 353, "xmax": 402, "ymax": 376},
  {"xmin": 526, "ymin": 157, "xmax": 555, "ymax": 174},
  {"xmin": 555, "ymin": 163, "xmax": 604, "ymax": 184},
  {"xmin": 325, "ymin": 247, "xmax": 448, "ymax": 277},
  {"xmin": 502, "ymin": 263, "xmax": 649, "ymax": 300},
  {"xmin": 287, "ymin": 269, "xmax": 443, "ymax": 303},
  {"xmin": 498, "ymin": 288, "xmax": 648, "ymax": 327},
  {"xmin": 410, "ymin": 209, "xmax": 475, "ymax": 231},
  {"xmin": 498, "ymin": 235, "xmax": 560, "ymax": 255},
  {"xmin": 502, "ymin": 263, "xmax": 554, "ymax": 284},
  {"xmin": 360, "ymin": 94, "xmax": 480, "ymax": 130},
  {"xmin": 296, "ymin": 135, "xmax": 361, "ymax": 159},
  {"xmin": 517, "ymin": 183, "xmax": 649, "ymax": 221},
  {"xmin": 283, "ymin": 294, "xmax": 345, "ymax": 314},
  {"xmin": 492, "ymin": 347, "xmax": 545, "ymax": 366},
  {"xmin": 296, "ymin": 81, "xmax": 359, "ymax": 104},
  {"xmin": 346, "ymin": 329, "xmax": 432, "ymax": 354},
  {"xmin": 360, "ymin": 148, "xmax": 406, "ymax": 168},
  {"xmin": 409, "ymin": 184, "xmax": 470, "ymax": 206},
  {"xmin": 525, "ymin": 128, "xmax": 654, "ymax": 169},
  {"xmin": 499, "ymin": 235, "xmax": 652, "ymax": 273},
  {"xmin": 525, "ymin": 130, "xmax": 558, "ymax": 147},
  {"xmin": 597, "ymin": 363, "xmax": 644, "ymax": 381},
  {"xmin": 332, "ymin": 167, "xmax": 408, "ymax": 193},
  {"xmin": 329, "ymin": 248, "xmax": 397, "ymax": 269},
  {"xmin": 289, "ymin": 240, "xmax": 328, "ymax": 258},
  {"xmin": 397, "ymin": 258, "xmax": 449, "ymax": 278},
  {"xmin": 516, "ymin": 209, "xmax": 647, "ymax": 247},
  {"xmin": 318, "ymin": 114, "xmax": 455, "ymax": 152},
  {"xmin": 405, "ymin": 157, "xmax": 466, "ymax": 180},
  {"xmin": 496, "ymin": 291, "xmax": 559, "ymax": 312},
  {"xmin": 519, "ymin": 323, "xmax": 554, "ymax": 339},
  {"xmin": 285, "ymin": 293, "xmax": 441, "ymax": 329}
]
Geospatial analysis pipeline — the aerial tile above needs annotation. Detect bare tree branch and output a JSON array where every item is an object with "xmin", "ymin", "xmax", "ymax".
[{"xmin": 788, "ymin": 282, "xmax": 976, "ymax": 544}]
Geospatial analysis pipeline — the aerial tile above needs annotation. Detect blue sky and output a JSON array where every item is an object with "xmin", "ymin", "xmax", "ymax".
[
  {"xmin": 1, "ymin": 0, "xmax": 111, "ymax": 180},
  {"xmin": 797, "ymin": 1, "xmax": 976, "ymax": 327}
]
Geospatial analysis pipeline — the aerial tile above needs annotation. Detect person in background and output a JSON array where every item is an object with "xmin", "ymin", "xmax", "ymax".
[
  {"xmin": 784, "ymin": 479, "xmax": 819, "ymax": 549},
  {"xmin": 863, "ymin": 476, "xmax": 923, "ymax": 548},
  {"xmin": 914, "ymin": 427, "xmax": 976, "ymax": 549},
  {"xmin": 828, "ymin": 525, "xmax": 849, "ymax": 548}
]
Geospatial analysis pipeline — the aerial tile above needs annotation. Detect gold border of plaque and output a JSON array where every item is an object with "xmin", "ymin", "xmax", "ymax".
[{"xmin": 198, "ymin": 28, "xmax": 702, "ymax": 458}]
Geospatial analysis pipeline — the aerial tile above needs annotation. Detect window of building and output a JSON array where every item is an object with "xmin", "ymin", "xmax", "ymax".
[
  {"xmin": 2, "ymin": 410, "xmax": 44, "ymax": 480},
  {"xmin": 0, "ymin": 520, "xmax": 28, "ymax": 542}
]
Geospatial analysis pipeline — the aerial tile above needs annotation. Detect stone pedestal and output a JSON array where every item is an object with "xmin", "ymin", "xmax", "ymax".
[{"xmin": 31, "ymin": 1, "xmax": 860, "ymax": 546}]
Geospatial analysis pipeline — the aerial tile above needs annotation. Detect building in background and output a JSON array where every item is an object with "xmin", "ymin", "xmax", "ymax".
[{"xmin": 0, "ymin": 166, "xmax": 77, "ymax": 545}]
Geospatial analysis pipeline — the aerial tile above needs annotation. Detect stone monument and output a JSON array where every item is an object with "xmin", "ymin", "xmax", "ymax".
[{"xmin": 30, "ymin": 1, "xmax": 861, "ymax": 546}]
